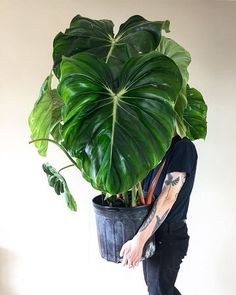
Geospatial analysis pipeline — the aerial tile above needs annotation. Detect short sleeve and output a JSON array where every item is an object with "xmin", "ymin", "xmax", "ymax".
[{"xmin": 166, "ymin": 139, "xmax": 198, "ymax": 176}]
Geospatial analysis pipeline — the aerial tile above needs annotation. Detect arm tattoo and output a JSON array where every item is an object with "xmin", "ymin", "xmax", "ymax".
[
  {"xmin": 139, "ymin": 172, "xmax": 186, "ymax": 234},
  {"xmin": 139, "ymin": 203, "xmax": 170, "ymax": 234},
  {"xmin": 139, "ymin": 199, "xmax": 158, "ymax": 232},
  {"xmin": 151, "ymin": 208, "xmax": 170, "ymax": 235},
  {"xmin": 164, "ymin": 173, "xmax": 180, "ymax": 186}
]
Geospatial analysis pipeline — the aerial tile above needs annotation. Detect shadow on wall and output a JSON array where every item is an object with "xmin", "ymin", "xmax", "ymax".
[{"xmin": 0, "ymin": 248, "xmax": 16, "ymax": 295}]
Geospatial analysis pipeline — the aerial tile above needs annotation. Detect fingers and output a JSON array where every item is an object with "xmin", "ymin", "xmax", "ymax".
[
  {"xmin": 121, "ymin": 251, "xmax": 129, "ymax": 267},
  {"xmin": 126, "ymin": 259, "xmax": 140, "ymax": 268},
  {"xmin": 127, "ymin": 261, "xmax": 139, "ymax": 268},
  {"xmin": 119, "ymin": 240, "xmax": 141, "ymax": 268},
  {"xmin": 121, "ymin": 251, "xmax": 140, "ymax": 268}
]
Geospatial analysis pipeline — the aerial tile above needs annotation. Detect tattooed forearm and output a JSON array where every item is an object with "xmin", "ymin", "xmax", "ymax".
[
  {"xmin": 138, "ymin": 172, "xmax": 186, "ymax": 237},
  {"xmin": 151, "ymin": 208, "xmax": 170, "ymax": 235},
  {"xmin": 139, "ymin": 199, "xmax": 158, "ymax": 232}
]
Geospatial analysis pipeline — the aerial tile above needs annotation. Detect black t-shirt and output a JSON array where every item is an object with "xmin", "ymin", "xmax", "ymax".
[{"xmin": 142, "ymin": 135, "xmax": 198, "ymax": 222}]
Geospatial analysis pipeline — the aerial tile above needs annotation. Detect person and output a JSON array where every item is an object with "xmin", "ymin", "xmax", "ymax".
[{"xmin": 120, "ymin": 134, "xmax": 198, "ymax": 295}]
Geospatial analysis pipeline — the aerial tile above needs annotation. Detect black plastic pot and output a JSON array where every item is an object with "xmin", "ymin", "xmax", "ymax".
[{"xmin": 92, "ymin": 195, "xmax": 156, "ymax": 263}]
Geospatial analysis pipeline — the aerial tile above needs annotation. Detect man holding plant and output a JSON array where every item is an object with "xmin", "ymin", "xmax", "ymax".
[
  {"xmin": 28, "ymin": 14, "xmax": 206, "ymax": 295},
  {"xmin": 120, "ymin": 134, "xmax": 198, "ymax": 295}
]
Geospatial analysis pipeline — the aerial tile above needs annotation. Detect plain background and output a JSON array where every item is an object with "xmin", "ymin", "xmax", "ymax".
[{"xmin": 0, "ymin": 0, "xmax": 236, "ymax": 294}]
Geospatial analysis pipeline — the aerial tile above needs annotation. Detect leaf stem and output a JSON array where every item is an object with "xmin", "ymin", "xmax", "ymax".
[
  {"xmin": 58, "ymin": 164, "xmax": 75, "ymax": 173},
  {"xmin": 122, "ymin": 191, "xmax": 129, "ymax": 208},
  {"xmin": 137, "ymin": 181, "xmax": 146, "ymax": 205},
  {"xmin": 29, "ymin": 138, "xmax": 79, "ymax": 169},
  {"xmin": 131, "ymin": 185, "xmax": 137, "ymax": 207}
]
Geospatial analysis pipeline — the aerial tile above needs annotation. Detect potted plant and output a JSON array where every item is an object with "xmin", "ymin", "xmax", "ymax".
[{"xmin": 28, "ymin": 14, "xmax": 207, "ymax": 263}]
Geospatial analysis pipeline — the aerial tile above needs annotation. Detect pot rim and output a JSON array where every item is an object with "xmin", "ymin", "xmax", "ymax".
[{"xmin": 92, "ymin": 194, "xmax": 151, "ymax": 212}]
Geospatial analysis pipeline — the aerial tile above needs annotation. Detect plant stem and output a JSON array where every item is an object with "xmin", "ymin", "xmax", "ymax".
[
  {"xmin": 131, "ymin": 185, "xmax": 137, "ymax": 207},
  {"xmin": 58, "ymin": 164, "xmax": 75, "ymax": 173},
  {"xmin": 122, "ymin": 192, "xmax": 129, "ymax": 208},
  {"xmin": 137, "ymin": 181, "xmax": 146, "ymax": 205},
  {"xmin": 29, "ymin": 138, "xmax": 79, "ymax": 169}
]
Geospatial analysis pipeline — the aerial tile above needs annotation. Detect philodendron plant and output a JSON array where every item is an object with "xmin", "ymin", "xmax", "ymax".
[{"xmin": 29, "ymin": 14, "xmax": 207, "ymax": 211}]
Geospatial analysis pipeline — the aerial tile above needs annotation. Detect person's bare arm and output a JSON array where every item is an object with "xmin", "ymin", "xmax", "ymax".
[{"xmin": 120, "ymin": 171, "xmax": 186, "ymax": 268}]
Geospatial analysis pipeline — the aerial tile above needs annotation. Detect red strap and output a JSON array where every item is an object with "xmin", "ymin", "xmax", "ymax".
[{"xmin": 145, "ymin": 160, "xmax": 166, "ymax": 205}]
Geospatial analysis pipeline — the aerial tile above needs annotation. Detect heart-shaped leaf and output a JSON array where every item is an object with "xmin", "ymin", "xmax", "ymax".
[
  {"xmin": 53, "ymin": 14, "xmax": 170, "ymax": 79},
  {"xmin": 58, "ymin": 51, "xmax": 182, "ymax": 193}
]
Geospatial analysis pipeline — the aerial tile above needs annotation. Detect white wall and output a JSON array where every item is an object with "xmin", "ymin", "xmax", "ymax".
[{"xmin": 1, "ymin": 0, "xmax": 236, "ymax": 294}]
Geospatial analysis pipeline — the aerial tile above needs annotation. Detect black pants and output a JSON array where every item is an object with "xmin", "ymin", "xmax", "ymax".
[{"xmin": 142, "ymin": 221, "xmax": 189, "ymax": 295}]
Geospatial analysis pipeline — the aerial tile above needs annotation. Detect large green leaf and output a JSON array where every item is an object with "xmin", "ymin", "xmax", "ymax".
[
  {"xmin": 57, "ymin": 51, "xmax": 182, "ymax": 194},
  {"xmin": 183, "ymin": 85, "xmax": 208, "ymax": 140},
  {"xmin": 53, "ymin": 14, "xmax": 170, "ymax": 79},
  {"xmin": 53, "ymin": 15, "xmax": 114, "ymax": 78},
  {"xmin": 28, "ymin": 74, "xmax": 64, "ymax": 156},
  {"xmin": 157, "ymin": 36, "xmax": 191, "ymax": 89},
  {"xmin": 156, "ymin": 36, "xmax": 191, "ymax": 137}
]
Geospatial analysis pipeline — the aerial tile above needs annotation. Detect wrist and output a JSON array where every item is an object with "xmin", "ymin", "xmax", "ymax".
[{"xmin": 134, "ymin": 231, "xmax": 149, "ymax": 246}]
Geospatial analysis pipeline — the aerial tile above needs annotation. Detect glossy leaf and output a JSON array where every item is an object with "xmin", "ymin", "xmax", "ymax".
[
  {"xmin": 156, "ymin": 36, "xmax": 191, "ymax": 137},
  {"xmin": 157, "ymin": 37, "xmax": 191, "ymax": 89},
  {"xmin": 58, "ymin": 51, "xmax": 182, "ymax": 194},
  {"xmin": 42, "ymin": 163, "xmax": 77, "ymax": 211},
  {"xmin": 183, "ymin": 85, "xmax": 208, "ymax": 140},
  {"xmin": 28, "ymin": 74, "xmax": 64, "ymax": 156},
  {"xmin": 53, "ymin": 15, "xmax": 114, "ymax": 78},
  {"xmin": 53, "ymin": 14, "xmax": 170, "ymax": 79}
]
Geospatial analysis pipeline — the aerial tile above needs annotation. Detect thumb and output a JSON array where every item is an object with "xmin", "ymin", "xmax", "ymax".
[{"xmin": 120, "ymin": 244, "xmax": 125, "ymax": 257}]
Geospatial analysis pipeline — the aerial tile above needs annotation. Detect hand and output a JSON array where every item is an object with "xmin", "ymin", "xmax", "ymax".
[{"xmin": 119, "ymin": 235, "xmax": 144, "ymax": 268}]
